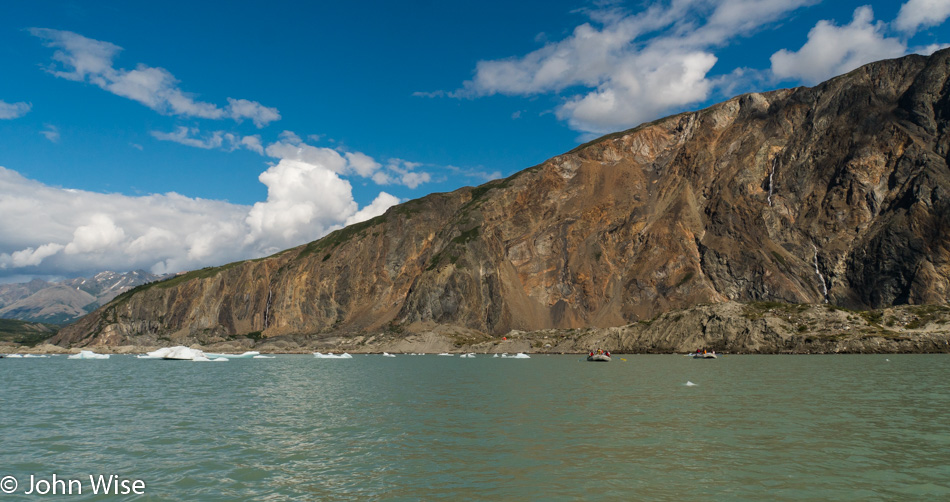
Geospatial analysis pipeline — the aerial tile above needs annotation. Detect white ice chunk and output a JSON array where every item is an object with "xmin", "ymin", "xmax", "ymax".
[
  {"xmin": 67, "ymin": 350, "xmax": 110, "ymax": 360},
  {"xmin": 205, "ymin": 351, "xmax": 260, "ymax": 359},
  {"xmin": 313, "ymin": 352, "xmax": 353, "ymax": 359},
  {"xmin": 146, "ymin": 346, "xmax": 208, "ymax": 361}
]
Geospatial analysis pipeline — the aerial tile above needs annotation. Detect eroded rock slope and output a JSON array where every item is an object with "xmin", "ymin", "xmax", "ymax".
[{"xmin": 55, "ymin": 49, "xmax": 950, "ymax": 346}]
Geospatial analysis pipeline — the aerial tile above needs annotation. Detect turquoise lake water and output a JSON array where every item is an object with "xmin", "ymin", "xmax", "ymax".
[{"xmin": 1, "ymin": 354, "xmax": 948, "ymax": 500}]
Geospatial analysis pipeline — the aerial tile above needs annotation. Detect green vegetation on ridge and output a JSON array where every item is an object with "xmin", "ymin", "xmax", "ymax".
[{"xmin": 0, "ymin": 318, "xmax": 59, "ymax": 346}]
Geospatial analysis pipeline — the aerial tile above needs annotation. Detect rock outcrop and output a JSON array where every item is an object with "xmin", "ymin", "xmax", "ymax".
[{"xmin": 55, "ymin": 49, "xmax": 950, "ymax": 347}]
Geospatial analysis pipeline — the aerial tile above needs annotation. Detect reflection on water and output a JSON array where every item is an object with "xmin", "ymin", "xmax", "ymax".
[{"xmin": 1, "ymin": 354, "xmax": 949, "ymax": 500}]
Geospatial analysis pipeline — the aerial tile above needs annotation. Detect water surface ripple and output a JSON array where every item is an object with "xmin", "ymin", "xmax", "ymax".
[{"xmin": 1, "ymin": 354, "xmax": 948, "ymax": 500}]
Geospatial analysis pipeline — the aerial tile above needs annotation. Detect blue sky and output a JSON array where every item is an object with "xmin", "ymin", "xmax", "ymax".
[{"xmin": 1, "ymin": 0, "xmax": 948, "ymax": 282}]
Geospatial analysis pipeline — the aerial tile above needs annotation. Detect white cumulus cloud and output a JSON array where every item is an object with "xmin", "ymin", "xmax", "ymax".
[
  {"xmin": 436, "ymin": 0, "xmax": 816, "ymax": 135},
  {"xmin": 11, "ymin": 243, "xmax": 64, "ymax": 267},
  {"xmin": 40, "ymin": 124, "xmax": 60, "ymax": 143},
  {"xmin": 241, "ymin": 135, "xmax": 264, "ymax": 155},
  {"xmin": 371, "ymin": 159, "xmax": 433, "ymax": 189},
  {"xmin": 264, "ymin": 134, "xmax": 431, "ymax": 189},
  {"xmin": 245, "ymin": 158, "xmax": 359, "ymax": 247},
  {"xmin": 0, "ymin": 162, "xmax": 402, "ymax": 279},
  {"xmin": 227, "ymin": 98, "xmax": 281, "ymax": 128},
  {"xmin": 0, "ymin": 100, "xmax": 31, "ymax": 119},
  {"xmin": 345, "ymin": 192, "xmax": 402, "ymax": 226},
  {"xmin": 895, "ymin": 0, "xmax": 950, "ymax": 34},
  {"xmin": 29, "ymin": 28, "xmax": 280, "ymax": 127},
  {"xmin": 151, "ymin": 126, "xmax": 266, "ymax": 153},
  {"xmin": 770, "ymin": 6, "xmax": 907, "ymax": 85},
  {"xmin": 151, "ymin": 127, "xmax": 225, "ymax": 150},
  {"xmin": 64, "ymin": 214, "xmax": 126, "ymax": 255}
]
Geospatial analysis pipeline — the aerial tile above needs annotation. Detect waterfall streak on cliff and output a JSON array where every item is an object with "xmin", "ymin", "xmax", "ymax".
[
  {"xmin": 767, "ymin": 158, "xmax": 776, "ymax": 206},
  {"xmin": 812, "ymin": 244, "xmax": 829, "ymax": 303}
]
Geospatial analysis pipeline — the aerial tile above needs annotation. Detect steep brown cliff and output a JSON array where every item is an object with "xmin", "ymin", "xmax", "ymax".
[{"xmin": 55, "ymin": 49, "xmax": 950, "ymax": 347}]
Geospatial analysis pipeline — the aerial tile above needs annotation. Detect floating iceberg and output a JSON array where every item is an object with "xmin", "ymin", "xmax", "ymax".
[
  {"xmin": 460, "ymin": 353, "xmax": 476, "ymax": 358},
  {"xmin": 685, "ymin": 381, "xmax": 698, "ymax": 387},
  {"xmin": 501, "ymin": 353, "xmax": 530, "ymax": 359},
  {"xmin": 143, "ymin": 346, "xmax": 220, "ymax": 361},
  {"xmin": 23, "ymin": 354, "xmax": 49, "ymax": 358},
  {"xmin": 4, "ymin": 354, "xmax": 24, "ymax": 358},
  {"xmin": 68, "ymin": 350, "xmax": 110, "ymax": 360},
  {"xmin": 437, "ymin": 353, "xmax": 453, "ymax": 357},
  {"xmin": 253, "ymin": 355, "xmax": 275, "ymax": 359},
  {"xmin": 382, "ymin": 352, "xmax": 396, "ymax": 357},
  {"xmin": 313, "ymin": 352, "xmax": 352, "ymax": 359}
]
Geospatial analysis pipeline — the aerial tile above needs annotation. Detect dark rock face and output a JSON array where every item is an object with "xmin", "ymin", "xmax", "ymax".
[{"xmin": 55, "ymin": 49, "xmax": 950, "ymax": 347}]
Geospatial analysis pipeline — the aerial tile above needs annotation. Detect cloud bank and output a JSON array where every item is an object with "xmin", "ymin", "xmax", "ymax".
[
  {"xmin": 435, "ymin": 0, "xmax": 948, "ymax": 135},
  {"xmin": 0, "ymin": 160, "xmax": 401, "ymax": 279},
  {"xmin": 442, "ymin": 0, "xmax": 817, "ymax": 134}
]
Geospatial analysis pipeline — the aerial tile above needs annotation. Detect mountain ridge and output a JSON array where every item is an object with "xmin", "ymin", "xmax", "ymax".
[
  {"xmin": 0, "ymin": 270, "xmax": 165, "ymax": 324},
  {"xmin": 54, "ymin": 48, "xmax": 950, "ymax": 347}
]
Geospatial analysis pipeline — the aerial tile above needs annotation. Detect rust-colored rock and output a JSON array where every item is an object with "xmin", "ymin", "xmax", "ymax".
[{"xmin": 55, "ymin": 49, "xmax": 950, "ymax": 347}]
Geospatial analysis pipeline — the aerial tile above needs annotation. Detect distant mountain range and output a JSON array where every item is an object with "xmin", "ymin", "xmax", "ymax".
[{"xmin": 0, "ymin": 270, "xmax": 165, "ymax": 324}]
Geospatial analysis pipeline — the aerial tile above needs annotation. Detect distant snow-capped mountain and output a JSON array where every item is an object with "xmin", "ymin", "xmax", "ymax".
[{"xmin": 0, "ymin": 270, "xmax": 166, "ymax": 324}]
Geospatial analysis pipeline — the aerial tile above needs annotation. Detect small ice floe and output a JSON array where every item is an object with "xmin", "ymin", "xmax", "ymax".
[
  {"xmin": 460, "ymin": 353, "xmax": 476, "ymax": 358},
  {"xmin": 382, "ymin": 352, "xmax": 396, "ymax": 357},
  {"xmin": 253, "ymin": 355, "xmax": 275, "ymax": 359},
  {"xmin": 67, "ymin": 350, "xmax": 110, "ymax": 360},
  {"xmin": 4, "ymin": 354, "xmax": 24, "ymax": 358},
  {"xmin": 23, "ymin": 354, "xmax": 49, "ymax": 358},
  {"xmin": 493, "ymin": 354, "xmax": 499, "ymax": 358},
  {"xmin": 313, "ymin": 352, "xmax": 352, "ymax": 359},
  {"xmin": 193, "ymin": 355, "xmax": 229, "ymax": 362},
  {"xmin": 205, "ymin": 351, "xmax": 260, "ymax": 359},
  {"xmin": 685, "ymin": 381, "xmax": 698, "ymax": 387},
  {"xmin": 437, "ymin": 353, "xmax": 453, "ymax": 356},
  {"xmin": 501, "ymin": 353, "xmax": 530, "ymax": 359}
]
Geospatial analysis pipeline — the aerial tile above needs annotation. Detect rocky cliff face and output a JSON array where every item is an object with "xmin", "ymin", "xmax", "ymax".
[{"xmin": 55, "ymin": 49, "xmax": 950, "ymax": 347}]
